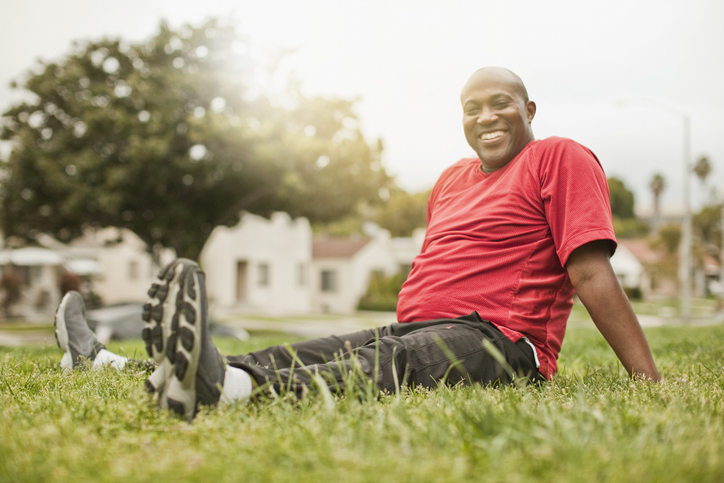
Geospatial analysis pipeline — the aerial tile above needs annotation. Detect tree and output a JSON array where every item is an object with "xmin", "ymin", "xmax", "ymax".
[
  {"xmin": 693, "ymin": 155, "xmax": 711, "ymax": 186},
  {"xmin": 649, "ymin": 172, "xmax": 666, "ymax": 226},
  {"xmin": 271, "ymin": 97, "xmax": 391, "ymax": 223},
  {"xmin": 373, "ymin": 188, "xmax": 430, "ymax": 237},
  {"xmin": 656, "ymin": 223, "xmax": 681, "ymax": 255},
  {"xmin": 693, "ymin": 203, "xmax": 723, "ymax": 268},
  {"xmin": 693, "ymin": 155, "xmax": 713, "ymax": 205},
  {"xmin": 0, "ymin": 20, "xmax": 392, "ymax": 260},
  {"xmin": 607, "ymin": 177, "xmax": 636, "ymax": 219},
  {"xmin": 611, "ymin": 217, "xmax": 649, "ymax": 239},
  {"xmin": 607, "ymin": 177, "xmax": 647, "ymax": 238}
]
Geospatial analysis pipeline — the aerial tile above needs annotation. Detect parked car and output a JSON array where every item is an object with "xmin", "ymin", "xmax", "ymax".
[{"xmin": 86, "ymin": 303, "xmax": 249, "ymax": 344}]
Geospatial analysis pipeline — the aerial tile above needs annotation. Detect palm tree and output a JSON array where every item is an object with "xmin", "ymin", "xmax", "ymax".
[
  {"xmin": 649, "ymin": 173, "xmax": 666, "ymax": 229},
  {"xmin": 693, "ymin": 156, "xmax": 712, "ymax": 204}
]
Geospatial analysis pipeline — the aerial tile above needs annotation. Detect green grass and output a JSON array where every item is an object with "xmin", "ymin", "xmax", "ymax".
[
  {"xmin": 1, "ymin": 327, "xmax": 723, "ymax": 482},
  {"xmin": 566, "ymin": 297, "xmax": 720, "ymax": 321}
]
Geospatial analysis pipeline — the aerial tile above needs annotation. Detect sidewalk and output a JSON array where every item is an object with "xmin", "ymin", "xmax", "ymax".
[
  {"xmin": 1, "ymin": 310, "xmax": 722, "ymax": 347},
  {"xmin": 0, "ymin": 327, "xmax": 55, "ymax": 347},
  {"xmin": 218, "ymin": 310, "xmax": 398, "ymax": 338},
  {"xmin": 0, "ymin": 311, "xmax": 400, "ymax": 347}
]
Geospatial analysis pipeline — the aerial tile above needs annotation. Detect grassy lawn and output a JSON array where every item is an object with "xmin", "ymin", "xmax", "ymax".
[{"xmin": 1, "ymin": 327, "xmax": 723, "ymax": 482}]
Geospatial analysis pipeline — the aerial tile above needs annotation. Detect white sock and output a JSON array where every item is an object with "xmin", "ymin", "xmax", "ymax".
[
  {"xmin": 60, "ymin": 351, "xmax": 73, "ymax": 371},
  {"xmin": 92, "ymin": 349, "xmax": 128, "ymax": 371},
  {"xmin": 220, "ymin": 366, "xmax": 253, "ymax": 404}
]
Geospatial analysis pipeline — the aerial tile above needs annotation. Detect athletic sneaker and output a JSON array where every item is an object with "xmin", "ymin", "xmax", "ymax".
[
  {"xmin": 142, "ymin": 260, "xmax": 191, "ymax": 399},
  {"xmin": 54, "ymin": 291, "xmax": 105, "ymax": 370},
  {"xmin": 148, "ymin": 259, "xmax": 226, "ymax": 421}
]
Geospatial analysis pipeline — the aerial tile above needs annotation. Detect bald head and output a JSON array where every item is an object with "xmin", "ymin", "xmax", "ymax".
[
  {"xmin": 461, "ymin": 67, "xmax": 529, "ymax": 103},
  {"xmin": 460, "ymin": 67, "xmax": 536, "ymax": 172}
]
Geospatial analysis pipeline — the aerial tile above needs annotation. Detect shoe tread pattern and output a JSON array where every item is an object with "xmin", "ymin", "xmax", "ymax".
[
  {"xmin": 142, "ymin": 261, "xmax": 184, "ymax": 363},
  {"xmin": 167, "ymin": 261, "xmax": 204, "ymax": 421},
  {"xmin": 143, "ymin": 260, "xmax": 194, "ymax": 400}
]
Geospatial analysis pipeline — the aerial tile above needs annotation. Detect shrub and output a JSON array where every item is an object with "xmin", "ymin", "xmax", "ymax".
[
  {"xmin": 357, "ymin": 272, "xmax": 405, "ymax": 311},
  {"xmin": 624, "ymin": 286, "xmax": 643, "ymax": 300}
]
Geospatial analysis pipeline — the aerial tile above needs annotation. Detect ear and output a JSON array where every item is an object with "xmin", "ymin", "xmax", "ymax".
[{"xmin": 525, "ymin": 101, "xmax": 536, "ymax": 122}]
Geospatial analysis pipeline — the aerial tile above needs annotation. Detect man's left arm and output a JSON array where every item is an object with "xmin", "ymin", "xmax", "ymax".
[{"xmin": 566, "ymin": 240, "xmax": 661, "ymax": 382}]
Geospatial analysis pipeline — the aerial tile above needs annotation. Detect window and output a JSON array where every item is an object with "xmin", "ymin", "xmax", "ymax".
[
  {"xmin": 129, "ymin": 260, "xmax": 139, "ymax": 281},
  {"xmin": 258, "ymin": 263, "xmax": 270, "ymax": 287},
  {"xmin": 321, "ymin": 269, "xmax": 337, "ymax": 292},
  {"xmin": 12, "ymin": 266, "xmax": 29, "ymax": 287},
  {"xmin": 236, "ymin": 261, "xmax": 248, "ymax": 302},
  {"xmin": 297, "ymin": 263, "xmax": 306, "ymax": 287}
]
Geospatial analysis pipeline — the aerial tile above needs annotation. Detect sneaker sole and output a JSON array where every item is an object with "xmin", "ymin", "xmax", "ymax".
[
  {"xmin": 166, "ymin": 264, "xmax": 204, "ymax": 422},
  {"xmin": 141, "ymin": 260, "xmax": 191, "ymax": 395}
]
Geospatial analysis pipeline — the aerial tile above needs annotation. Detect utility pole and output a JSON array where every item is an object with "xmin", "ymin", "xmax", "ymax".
[{"xmin": 614, "ymin": 99, "xmax": 692, "ymax": 321}]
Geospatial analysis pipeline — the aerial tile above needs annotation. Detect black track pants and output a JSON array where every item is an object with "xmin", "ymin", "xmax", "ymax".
[{"xmin": 226, "ymin": 312, "xmax": 544, "ymax": 397}]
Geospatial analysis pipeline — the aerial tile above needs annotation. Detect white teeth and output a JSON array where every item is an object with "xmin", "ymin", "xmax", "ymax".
[{"xmin": 481, "ymin": 131, "xmax": 503, "ymax": 140}]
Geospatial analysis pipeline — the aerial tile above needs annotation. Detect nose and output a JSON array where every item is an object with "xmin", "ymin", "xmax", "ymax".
[{"xmin": 477, "ymin": 106, "xmax": 498, "ymax": 125}]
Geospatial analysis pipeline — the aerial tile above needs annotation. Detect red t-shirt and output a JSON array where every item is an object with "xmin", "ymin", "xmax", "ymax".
[{"xmin": 396, "ymin": 137, "xmax": 616, "ymax": 379}]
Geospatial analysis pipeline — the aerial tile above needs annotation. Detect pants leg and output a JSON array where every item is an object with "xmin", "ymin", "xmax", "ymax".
[
  {"xmin": 227, "ymin": 328, "xmax": 381, "ymax": 369},
  {"xmin": 227, "ymin": 312, "xmax": 542, "ymax": 397}
]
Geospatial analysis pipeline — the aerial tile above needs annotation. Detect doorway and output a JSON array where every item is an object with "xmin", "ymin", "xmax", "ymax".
[{"xmin": 236, "ymin": 260, "xmax": 248, "ymax": 302}]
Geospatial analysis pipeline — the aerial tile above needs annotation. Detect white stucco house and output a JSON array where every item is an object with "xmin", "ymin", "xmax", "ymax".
[
  {"xmin": 610, "ymin": 242, "xmax": 647, "ymax": 291},
  {"xmin": 311, "ymin": 227, "xmax": 399, "ymax": 314},
  {"xmin": 0, "ymin": 213, "xmax": 425, "ymax": 318},
  {"xmin": 200, "ymin": 212, "xmax": 312, "ymax": 314},
  {"xmin": 0, "ymin": 228, "xmax": 170, "ymax": 317},
  {"xmin": 0, "ymin": 247, "xmax": 65, "ymax": 317},
  {"xmin": 63, "ymin": 227, "xmax": 174, "ymax": 305},
  {"xmin": 201, "ymin": 214, "xmax": 422, "ymax": 315}
]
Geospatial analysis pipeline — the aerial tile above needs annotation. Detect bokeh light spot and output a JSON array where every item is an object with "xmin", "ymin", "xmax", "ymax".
[
  {"xmin": 102, "ymin": 57, "xmax": 120, "ymax": 74},
  {"xmin": 189, "ymin": 144, "xmax": 207, "ymax": 161}
]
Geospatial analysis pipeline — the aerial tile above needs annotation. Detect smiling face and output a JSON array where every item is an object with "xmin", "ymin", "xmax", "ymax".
[{"xmin": 461, "ymin": 67, "xmax": 536, "ymax": 173}]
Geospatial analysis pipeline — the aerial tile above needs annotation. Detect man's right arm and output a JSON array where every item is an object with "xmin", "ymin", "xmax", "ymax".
[{"xmin": 566, "ymin": 240, "xmax": 661, "ymax": 382}]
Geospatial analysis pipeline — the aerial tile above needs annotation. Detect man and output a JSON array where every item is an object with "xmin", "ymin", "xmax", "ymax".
[{"xmin": 54, "ymin": 67, "xmax": 660, "ymax": 422}]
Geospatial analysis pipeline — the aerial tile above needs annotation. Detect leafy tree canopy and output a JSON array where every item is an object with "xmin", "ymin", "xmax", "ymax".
[
  {"xmin": 612, "ymin": 216, "xmax": 649, "ymax": 239},
  {"xmin": 608, "ymin": 176, "xmax": 636, "ymax": 219},
  {"xmin": 0, "ymin": 20, "xmax": 392, "ymax": 259},
  {"xmin": 693, "ymin": 203, "xmax": 722, "ymax": 260},
  {"xmin": 693, "ymin": 155, "xmax": 712, "ymax": 183},
  {"xmin": 656, "ymin": 223, "xmax": 681, "ymax": 256},
  {"xmin": 649, "ymin": 173, "xmax": 666, "ymax": 198},
  {"xmin": 373, "ymin": 188, "xmax": 429, "ymax": 237},
  {"xmin": 312, "ymin": 187, "xmax": 429, "ymax": 238}
]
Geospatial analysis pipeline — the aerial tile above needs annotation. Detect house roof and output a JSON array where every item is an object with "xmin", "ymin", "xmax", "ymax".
[
  {"xmin": 704, "ymin": 254, "xmax": 720, "ymax": 275},
  {"xmin": 68, "ymin": 227, "xmax": 144, "ymax": 249},
  {"xmin": 617, "ymin": 239, "xmax": 663, "ymax": 265},
  {"xmin": 312, "ymin": 237, "xmax": 371, "ymax": 258}
]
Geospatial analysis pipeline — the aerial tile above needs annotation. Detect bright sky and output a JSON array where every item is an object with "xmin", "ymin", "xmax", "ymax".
[{"xmin": 2, "ymin": 0, "xmax": 723, "ymax": 213}]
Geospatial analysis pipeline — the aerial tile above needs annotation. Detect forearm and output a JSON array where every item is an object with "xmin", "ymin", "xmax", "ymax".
[
  {"xmin": 575, "ymin": 274, "xmax": 661, "ymax": 381},
  {"xmin": 566, "ymin": 241, "xmax": 660, "ymax": 382}
]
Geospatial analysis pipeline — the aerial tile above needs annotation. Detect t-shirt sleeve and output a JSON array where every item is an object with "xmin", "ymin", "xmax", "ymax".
[{"xmin": 538, "ymin": 138, "xmax": 617, "ymax": 267}]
